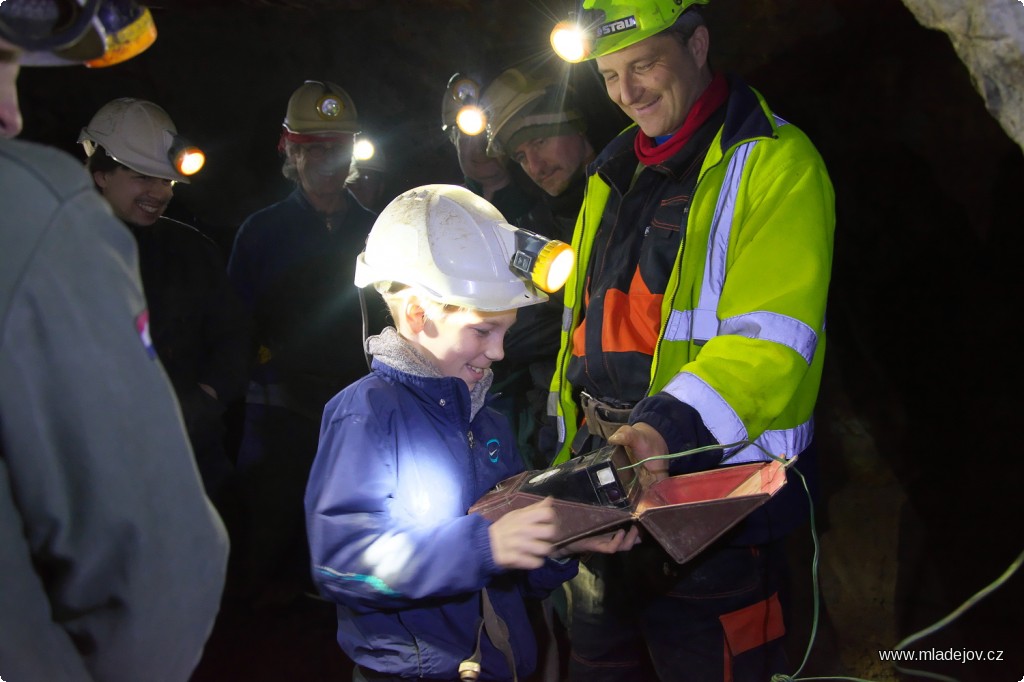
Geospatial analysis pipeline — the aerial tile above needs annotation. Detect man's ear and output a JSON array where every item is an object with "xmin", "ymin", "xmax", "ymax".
[
  {"xmin": 92, "ymin": 170, "xmax": 109, "ymax": 190},
  {"xmin": 688, "ymin": 25, "xmax": 710, "ymax": 69}
]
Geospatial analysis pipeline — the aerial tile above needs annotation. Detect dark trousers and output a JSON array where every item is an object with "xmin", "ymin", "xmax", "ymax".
[
  {"xmin": 567, "ymin": 540, "xmax": 789, "ymax": 682},
  {"xmin": 230, "ymin": 403, "xmax": 321, "ymax": 601}
]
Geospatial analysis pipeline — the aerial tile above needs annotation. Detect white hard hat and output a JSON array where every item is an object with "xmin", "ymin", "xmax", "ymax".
[
  {"xmin": 355, "ymin": 184, "xmax": 573, "ymax": 312},
  {"xmin": 78, "ymin": 98, "xmax": 203, "ymax": 183}
]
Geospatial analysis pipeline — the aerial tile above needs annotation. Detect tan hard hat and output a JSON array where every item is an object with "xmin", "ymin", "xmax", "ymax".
[
  {"xmin": 283, "ymin": 80, "xmax": 360, "ymax": 135},
  {"xmin": 481, "ymin": 69, "xmax": 559, "ymax": 157}
]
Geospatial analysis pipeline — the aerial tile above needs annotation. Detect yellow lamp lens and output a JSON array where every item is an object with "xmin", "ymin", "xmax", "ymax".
[
  {"xmin": 550, "ymin": 21, "xmax": 590, "ymax": 63},
  {"xmin": 531, "ymin": 240, "xmax": 574, "ymax": 293}
]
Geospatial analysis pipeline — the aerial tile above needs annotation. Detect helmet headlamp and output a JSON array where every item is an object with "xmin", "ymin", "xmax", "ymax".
[
  {"xmin": 316, "ymin": 94, "xmax": 343, "ymax": 120},
  {"xmin": 0, "ymin": 0, "xmax": 156, "ymax": 67},
  {"xmin": 83, "ymin": 0, "xmax": 156, "ymax": 68},
  {"xmin": 353, "ymin": 137, "xmax": 376, "ymax": 162},
  {"xmin": 550, "ymin": 0, "xmax": 709, "ymax": 63},
  {"xmin": 550, "ymin": 15, "xmax": 594, "ymax": 63},
  {"xmin": 168, "ymin": 136, "xmax": 205, "ymax": 177},
  {"xmin": 455, "ymin": 106, "xmax": 486, "ymax": 137},
  {"xmin": 511, "ymin": 229, "xmax": 574, "ymax": 294},
  {"xmin": 443, "ymin": 73, "xmax": 488, "ymax": 137}
]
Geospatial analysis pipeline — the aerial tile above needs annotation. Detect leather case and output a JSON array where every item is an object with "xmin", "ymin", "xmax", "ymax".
[{"xmin": 469, "ymin": 446, "xmax": 790, "ymax": 564}]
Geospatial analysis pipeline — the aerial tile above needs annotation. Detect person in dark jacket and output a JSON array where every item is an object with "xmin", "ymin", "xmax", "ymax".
[
  {"xmin": 306, "ymin": 184, "xmax": 638, "ymax": 682},
  {"xmin": 441, "ymin": 71, "xmax": 539, "ymax": 226},
  {"xmin": 227, "ymin": 80, "xmax": 385, "ymax": 606},
  {"xmin": 79, "ymin": 97, "xmax": 250, "ymax": 506},
  {"xmin": 480, "ymin": 67, "xmax": 601, "ymax": 467},
  {"xmin": 1, "ymin": 4, "xmax": 228, "ymax": 680}
]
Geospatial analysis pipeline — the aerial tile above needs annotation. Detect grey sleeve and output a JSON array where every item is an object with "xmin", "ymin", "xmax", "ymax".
[{"xmin": 0, "ymin": 186, "xmax": 229, "ymax": 681}]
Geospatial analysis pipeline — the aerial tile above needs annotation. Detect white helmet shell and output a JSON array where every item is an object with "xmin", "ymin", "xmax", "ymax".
[
  {"xmin": 78, "ymin": 98, "xmax": 191, "ymax": 183},
  {"xmin": 355, "ymin": 184, "xmax": 549, "ymax": 311}
]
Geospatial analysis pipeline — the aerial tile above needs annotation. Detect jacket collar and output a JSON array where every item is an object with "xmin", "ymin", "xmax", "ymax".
[{"xmin": 588, "ymin": 73, "xmax": 776, "ymax": 190}]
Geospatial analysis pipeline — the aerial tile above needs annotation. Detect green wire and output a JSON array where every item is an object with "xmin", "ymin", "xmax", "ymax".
[{"xmin": 613, "ymin": 439, "xmax": 1024, "ymax": 682}]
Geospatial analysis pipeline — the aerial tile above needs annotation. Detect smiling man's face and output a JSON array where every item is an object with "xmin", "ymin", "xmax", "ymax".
[{"xmin": 596, "ymin": 28, "xmax": 711, "ymax": 138}]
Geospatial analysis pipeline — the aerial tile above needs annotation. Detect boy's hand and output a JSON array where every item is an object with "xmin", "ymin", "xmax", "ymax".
[{"xmin": 488, "ymin": 497, "xmax": 558, "ymax": 570}]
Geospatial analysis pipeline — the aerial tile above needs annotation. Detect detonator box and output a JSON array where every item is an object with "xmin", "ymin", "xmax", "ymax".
[{"xmin": 468, "ymin": 445, "xmax": 790, "ymax": 564}]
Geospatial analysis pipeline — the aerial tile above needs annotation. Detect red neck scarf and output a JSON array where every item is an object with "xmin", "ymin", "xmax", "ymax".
[{"xmin": 634, "ymin": 72, "xmax": 728, "ymax": 166}]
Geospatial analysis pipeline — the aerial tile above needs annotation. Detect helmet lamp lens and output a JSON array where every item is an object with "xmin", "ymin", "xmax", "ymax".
[
  {"xmin": 511, "ymin": 229, "xmax": 574, "ymax": 294},
  {"xmin": 169, "ymin": 137, "xmax": 205, "ymax": 176},
  {"xmin": 550, "ymin": 20, "xmax": 591, "ymax": 63},
  {"xmin": 318, "ymin": 96, "xmax": 341, "ymax": 119},
  {"xmin": 534, "ymin": 241, "xmax": 574, "ymax": 293},
  {"xmin": 456, "ymin": 106, "xmax": 486, "ymax": 137},
  {"xmin": 353, "ymin": 138, "xmax": 376, "ymax": 162}
]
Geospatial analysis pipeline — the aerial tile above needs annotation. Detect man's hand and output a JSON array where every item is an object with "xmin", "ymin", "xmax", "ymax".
[
  {"xmin": 551, "ymin": 525, "xmax": 642, "ymax": 559},
  {"xmin": 608, "ymin": 422, "xmax": 670, "ymax": 486},
  {"xmin": 489, "ymin": 497, "xmax": 558, "ymax": 570}
]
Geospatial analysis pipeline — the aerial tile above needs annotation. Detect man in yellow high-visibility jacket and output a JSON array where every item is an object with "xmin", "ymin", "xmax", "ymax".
[{"xmin": 547, "ymin": 1, "xmax": 835, "ymax": 680}]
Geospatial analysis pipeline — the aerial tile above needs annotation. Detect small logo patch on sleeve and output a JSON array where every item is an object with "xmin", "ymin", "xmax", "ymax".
[{"xmin": 135, "ymin": 309, "xmax": 157, "ymax": 359}]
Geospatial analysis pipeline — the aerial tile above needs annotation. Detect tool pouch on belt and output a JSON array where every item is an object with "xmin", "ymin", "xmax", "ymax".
[{"xmin": 572, "ymin": 391, "xmax": 635, "ymax": 453}]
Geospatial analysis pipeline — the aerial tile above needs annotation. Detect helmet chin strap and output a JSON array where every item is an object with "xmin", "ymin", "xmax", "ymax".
[{"xmin": 358, "ymin": 285, "xmax": 373, "ymax": 373}]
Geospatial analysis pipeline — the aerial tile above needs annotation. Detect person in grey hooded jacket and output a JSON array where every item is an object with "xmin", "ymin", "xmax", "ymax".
[{"xmin": 0, "ymin": 3, "xmax": 228, "ymax": 680}]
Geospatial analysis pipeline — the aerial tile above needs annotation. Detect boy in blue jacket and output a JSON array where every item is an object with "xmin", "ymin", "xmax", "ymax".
[{"xmin": 305, "ymin": 184, "xmax": 637, "ymax": 681}]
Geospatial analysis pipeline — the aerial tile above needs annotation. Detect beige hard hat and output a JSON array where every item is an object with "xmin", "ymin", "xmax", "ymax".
[
  {"xmin": 78, "ymin": 98, "xmax": 203, "ymax": 183},
  {"xmin": 283, "ymin": 80, "xmax": 360, "ymax": 136},
  {"xmin": 481, "ymin": 69, "xmax": 556, "ymax": 156}
]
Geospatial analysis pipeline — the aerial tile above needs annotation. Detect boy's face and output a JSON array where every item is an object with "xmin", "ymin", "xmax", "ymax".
[{"xmin": 419, "ymin": 307, "xmax": 518, "ymax": 390}]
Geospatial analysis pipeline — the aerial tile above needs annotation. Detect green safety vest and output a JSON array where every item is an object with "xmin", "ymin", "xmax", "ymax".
[{"xmin": 550, "ymin": 91, "xmax": 836, "ymax": 466}]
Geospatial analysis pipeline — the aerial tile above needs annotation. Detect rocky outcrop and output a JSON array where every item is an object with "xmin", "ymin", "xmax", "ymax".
[{"xmin": 902, "ymin": 0, "xmax": 1024, "ymax": 151}]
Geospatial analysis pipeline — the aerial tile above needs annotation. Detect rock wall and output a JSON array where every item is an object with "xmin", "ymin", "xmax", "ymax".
[{"xmin": 902, "ymin": 0, "xmax": 1024, "ymax": 151}]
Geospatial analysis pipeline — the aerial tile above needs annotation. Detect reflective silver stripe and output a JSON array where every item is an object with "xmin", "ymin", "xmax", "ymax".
[
  {"xmin": 665, "ymin": 310, "xmax": 817, "ymax": 364},
  {"xmin": 663, "ymin": 372, "xmax": 812, "ymax": 464},
  {"xmin": 663, "ymin": 372, "xmax": 747, "ymax": 445},
  {"xmin": 724, "ymin": 419, "xmax": 813, "ymax": 464},
  {"xmin": 555, "ymin": 413, "xmax": 566, "ymax": 444},
  {"xmin": 690, "ymin": 140, "xmax": 757, "ymax": 342},
  {"xmin": 661, "ymin": 132, "xmax": 816, "ymax": 364},
  {"xmin": 547, "ymin": 390, "xmax": 561, "ymax": 419},
  {"xmin": 720, "ymin": 312, "xmax": 818, "ymax": 365},
  {"xmin": 562, "ymin": 305, "xmax": 573, "ymax": 332}
]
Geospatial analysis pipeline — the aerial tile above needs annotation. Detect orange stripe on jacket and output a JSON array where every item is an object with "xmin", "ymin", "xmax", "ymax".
[{"xmin": 571, "ymin": 268, "xmax": 663, "ymax": 357}]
